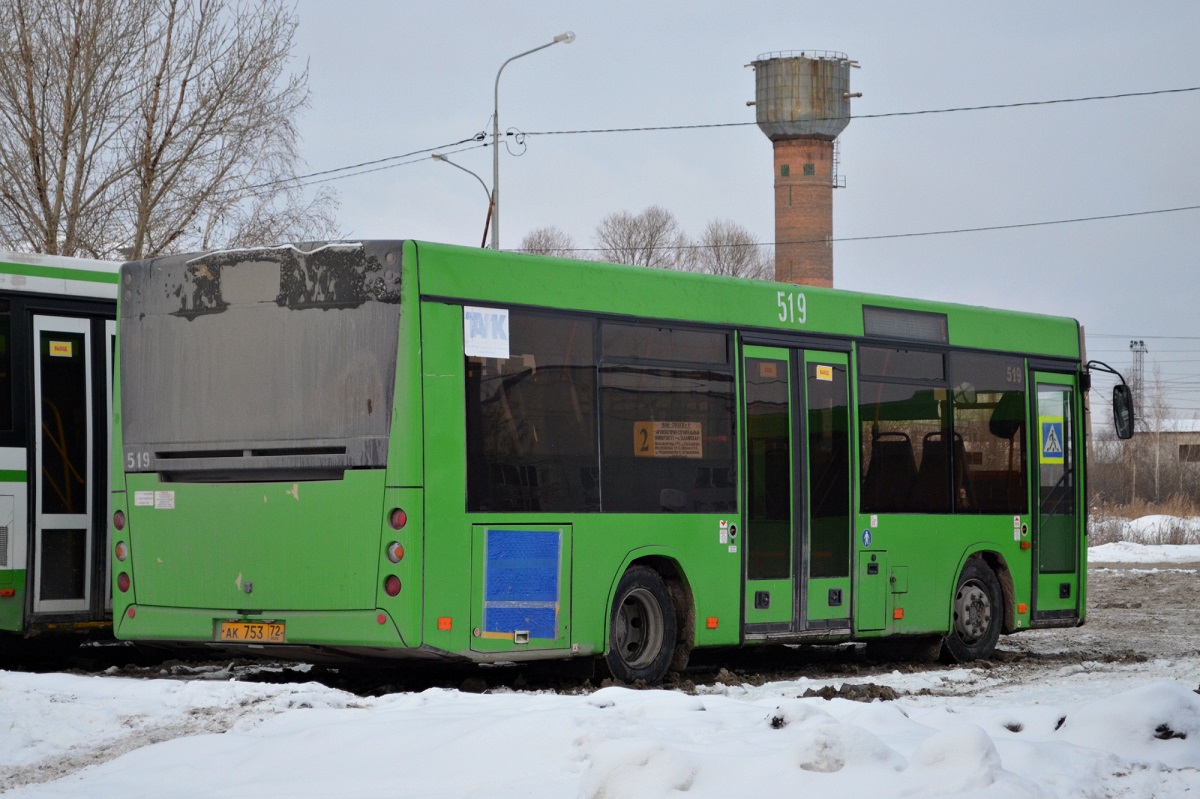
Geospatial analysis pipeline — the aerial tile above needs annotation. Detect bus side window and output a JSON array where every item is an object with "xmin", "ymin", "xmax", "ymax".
[
  {"xmin": 949, "ymin": 353, "xmax": 1028, "ymax": 515},
  {"xmin": 466, "ymin": 312, "xmax": 598, "ymax": 513}
]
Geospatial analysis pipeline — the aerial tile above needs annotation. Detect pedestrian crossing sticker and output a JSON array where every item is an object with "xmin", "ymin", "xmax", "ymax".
[{"xmin": 1040, "ymin": 417, "xmax": 1065, "ymax": 465}]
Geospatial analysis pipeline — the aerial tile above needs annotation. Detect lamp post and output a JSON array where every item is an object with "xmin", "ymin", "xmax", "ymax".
[
  {"xmin": 432, "ymin": 153, "xmax": 493, "ymax": 248},
  {"xmin": 492, "ymin": 31, "xmax": 575, "ymax": 250}
]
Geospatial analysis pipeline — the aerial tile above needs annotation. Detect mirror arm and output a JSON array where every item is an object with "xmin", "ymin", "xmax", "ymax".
[{"xmin": 1085, "ymin": 359, "xmax": 1129, "ymax": 387}]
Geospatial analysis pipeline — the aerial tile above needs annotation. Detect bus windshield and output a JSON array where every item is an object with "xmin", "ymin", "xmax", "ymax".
[{"xmin": 119, "ymin": 242, "xmax": 402, "ymax": 481}]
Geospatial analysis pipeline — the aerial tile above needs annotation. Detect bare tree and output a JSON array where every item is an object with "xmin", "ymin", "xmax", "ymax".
[
  {"xmin": 691, "ymin": 219, "xmax": 772, "ymax": 279},
  {"xmin": 518, "ymin": 226, "xmax": 577, "ymax": 258},
  {"xmin": 0, "ymin": 0, "xmax": 337, "ymax": 259},
  {"xmin": 594, "ymin": 205, "xmax": 690, "ymax": 270}
]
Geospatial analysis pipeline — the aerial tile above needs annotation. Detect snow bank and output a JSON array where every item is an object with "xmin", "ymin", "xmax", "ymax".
[{"xmin": 4, "ymin": 671, "xmax": 1200, "ymax": 797}]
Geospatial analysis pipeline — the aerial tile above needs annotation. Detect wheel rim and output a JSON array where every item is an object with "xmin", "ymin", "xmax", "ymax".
[
  {"xmin": 953, "ymin": 579, "xmax": 992, "ymax": 644},
  {"xmin": 614, "ymin": 587, "xmax": 665, "ymax": 669}
]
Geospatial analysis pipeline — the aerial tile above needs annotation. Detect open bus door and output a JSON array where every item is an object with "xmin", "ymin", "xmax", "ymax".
[{"xmin": 741, "ymin": 345, "xmax": 853, "ymax": 639}]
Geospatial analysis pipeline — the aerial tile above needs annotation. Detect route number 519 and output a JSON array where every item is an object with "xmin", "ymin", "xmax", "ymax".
[
  {"xmin": 777, "ymin": 291, "xmax": 806, "ymax": 325},
  {"xmin": 126, "ymin": 451, "xmax": 152, "ymax": 470}
]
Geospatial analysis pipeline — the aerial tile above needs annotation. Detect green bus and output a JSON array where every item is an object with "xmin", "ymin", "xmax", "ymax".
[
  {"xmin": 111, "ymin": 241, "xmax": 1132, "ymax": 682},
  {"xmin": 0, "ymin": 252, "xmax": 118, "ymax": 637}
]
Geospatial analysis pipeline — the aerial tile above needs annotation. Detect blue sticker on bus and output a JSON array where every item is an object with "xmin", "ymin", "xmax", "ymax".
[
  {"xmin": 862, "ymin": 529, "xmax": 872, "ymax": 547},
  {"xmin": 483, "ymin": 529, "xmax": 561, "ymax": 640}
]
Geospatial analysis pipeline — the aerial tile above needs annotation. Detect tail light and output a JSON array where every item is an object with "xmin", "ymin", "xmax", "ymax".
[
  {"xmin": 113, "ymin": 510, "xmax": 126, "ymax": 531},
  {"xmin": 388, "ymin": 508, "xmax": 407, "ymax": 530},
  {"xmin": 384, "ymin": 575, "xmax": 401, "ymax": 597},
  {"xmin": 386, "ymin": 541, "xmax": 404, "ymax": 563},
  {"xmin": 115, "ymin": 541, "xmax": 128, "ymax": 562},
  {"xmin": 117, "ymin": 572, "xmax": 131, "ymax": 593}
]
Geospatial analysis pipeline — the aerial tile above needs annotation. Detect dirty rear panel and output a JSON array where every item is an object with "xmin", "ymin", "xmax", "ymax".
[{"xmin": 119, "ymin": 242, "xmax": 403, "ymax": 481}]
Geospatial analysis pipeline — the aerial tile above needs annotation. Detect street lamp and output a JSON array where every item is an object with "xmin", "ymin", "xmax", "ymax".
[
  {"xmin": 432, "ymin": 153, "xmax": 493, "ymax": 248},
  {"xmin": 492, "ymin": 31, "xmax": 575, "ymax": 250}
]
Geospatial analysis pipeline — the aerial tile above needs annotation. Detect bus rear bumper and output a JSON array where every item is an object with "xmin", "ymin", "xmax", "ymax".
[{"xmin": 115, "ymin": 605, "xmax": 420, "ymax": 652}]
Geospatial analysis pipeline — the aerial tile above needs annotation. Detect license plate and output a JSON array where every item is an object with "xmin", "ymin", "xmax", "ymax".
[{"xmin": 218, "ymin": 620, "xmax": 285, "ymax": 643}]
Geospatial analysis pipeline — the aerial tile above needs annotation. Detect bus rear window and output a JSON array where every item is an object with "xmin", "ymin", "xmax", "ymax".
[{"xmin": 119, "ymin": 243, "xmax": 403, "ymax": 480}]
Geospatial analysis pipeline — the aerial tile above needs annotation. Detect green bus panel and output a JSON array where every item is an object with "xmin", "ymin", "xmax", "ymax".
[{"xmin": 0, "ymin": 570, "xmax": 26, "ymax": 632}]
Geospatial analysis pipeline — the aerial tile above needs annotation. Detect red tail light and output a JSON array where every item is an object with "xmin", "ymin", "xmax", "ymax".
[
  {"xmin": 113, "ymin": 510, "xmax": 126, "ymax": 531},
  {"xmin": 384, "ymin": 575, "xmax": 401, "ymax": 596},
  {"xmin": 388, "ymin": 508, "xmax": 407, "ymax": 530},
  {"xmin": 117, "ymin": 572, "xmax": 131, "ymax": 593}
]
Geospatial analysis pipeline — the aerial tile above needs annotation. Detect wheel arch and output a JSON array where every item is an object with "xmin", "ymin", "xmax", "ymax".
[
  {"xmin": 952, "ymin": 548, "xmax": 1016, "ymax": 635},
  {"xmin": 604, "ymin": 549, "xmax": 695, "ymax": 669}
]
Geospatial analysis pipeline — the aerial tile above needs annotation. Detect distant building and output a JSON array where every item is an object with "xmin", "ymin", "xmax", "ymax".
[{"xmin": 1157, "ymin": 419, "xmax": 1200, "ymax": 463}]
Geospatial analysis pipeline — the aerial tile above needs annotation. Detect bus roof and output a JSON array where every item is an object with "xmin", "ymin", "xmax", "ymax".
[
  {"xmin": 410, "ymin": 240, "xmax": 1081, "ymax": 360},
  {"xmin": 0, "ymin": 251, "xmax": 119, "ymax": 301}
]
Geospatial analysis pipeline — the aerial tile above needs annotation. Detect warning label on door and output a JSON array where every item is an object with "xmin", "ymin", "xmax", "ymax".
[{"xmin": 634, "ymin": 421, "xmax": 703, "ymax": 459}]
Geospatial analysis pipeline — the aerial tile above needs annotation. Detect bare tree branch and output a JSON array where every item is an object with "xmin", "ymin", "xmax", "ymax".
[
  {"xmin": 594, "ymin": 205, "xmax": 690, "ymax": 270},
  {"xmin": 0, "ymin": 0, "xmax": 337, "ymax": 258},
  {"xmin": 691, "ymin": 218, "xmax": 773, "ymax": 279},
  {"xmin": 518, "ymin": 226, "xmax": 577, "ymax": 258}
]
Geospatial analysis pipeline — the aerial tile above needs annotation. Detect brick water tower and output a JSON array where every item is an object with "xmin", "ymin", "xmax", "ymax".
[{"xmin": 751, "ymin": 51, "xmax": 858, "ymax": 287}]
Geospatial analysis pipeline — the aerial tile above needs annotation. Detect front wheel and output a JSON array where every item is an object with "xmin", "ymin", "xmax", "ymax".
[
  {"xmin": 605, "ymin": 566, "xmax": 677, "ymax": 684},
  {"xmin": 942, "ymin": 559, "xmax": 1003, "ymax": 663}
]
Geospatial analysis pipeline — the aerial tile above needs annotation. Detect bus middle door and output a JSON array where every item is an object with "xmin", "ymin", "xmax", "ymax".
[{"xmin": 742, "ymin": 346, "xmax": 852, "ymax": 638}]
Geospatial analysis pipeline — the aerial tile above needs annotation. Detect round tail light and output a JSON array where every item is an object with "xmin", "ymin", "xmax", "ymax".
[
  {"xmin": 117, "ymin": 572, "xmax": 131, "ymax": 593},
  {"xmin": 388, "ymin": 508, "xmax": 408, "ymax": 530},
  {"xmin": 113, "ymin": 510, "xmax": 126, "ymax": 531},
  {"xmin": 115, "ymin": 541, "xmax": 128, "ymax": 562},
  {"xmin": 384, "ymin": 575, "xmax": 401, "ymax": 597},
  {"xmin": 386, "ymin": 541, "xmax": 404, "ymax": 563}
]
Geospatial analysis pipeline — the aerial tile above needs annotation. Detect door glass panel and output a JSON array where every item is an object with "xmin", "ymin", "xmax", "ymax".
[
  {"xmin": 1037, "ymin": 386, "xmax": 1075, "ymax": 573},
  {"xmin": 806, "ymin": 361, "xmax": 850, "ymax": 579},
  {"xmin": 745, "ymin": 357, "xmax": 790, "ymax": 580},
  {"xmin": 0, "ymin": 302, "xmax": 12, "ymax": 431},
  {"xmin": 40, "ymin": 332, "xmax": 88, "ymax": 514},
  {"xmin": 39, "ymin": 528, "xmax": 87, "ymax": 600}
]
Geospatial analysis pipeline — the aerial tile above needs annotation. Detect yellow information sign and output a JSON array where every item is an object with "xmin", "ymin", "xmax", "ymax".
[
  {"xmin": 634, "ymin": 421, "xmax": 703, "ymax": 459},
  {"xmin": 49, "ymin": 341, "xmax": 73, "ymax": 358},
  {"xmin": 815, "ymin": 365, "xmax": 833, "ymax": 382}
]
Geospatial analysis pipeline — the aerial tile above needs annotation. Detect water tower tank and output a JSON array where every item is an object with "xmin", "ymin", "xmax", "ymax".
[{"xmin": 752, "ymin": 51, "xmax": 853, "ymax": 141}]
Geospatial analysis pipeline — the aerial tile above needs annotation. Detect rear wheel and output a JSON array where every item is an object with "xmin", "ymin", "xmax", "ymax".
[
  {"xmin": 942, "ymin": 559, "xmax": 1003, "ymax": 662},
  {"xmin": 605, "ymin": 566, "xmax": 677, "ymax": 684}
]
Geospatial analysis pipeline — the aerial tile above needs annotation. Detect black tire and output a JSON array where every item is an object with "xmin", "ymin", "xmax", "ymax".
[
  {"xmin": 942, "ymin": 559, "xmax": 1003, "ymax": 663},
  {"xmin": 605, "ymin": 566, "xmax": 677, "ymax": 684}
]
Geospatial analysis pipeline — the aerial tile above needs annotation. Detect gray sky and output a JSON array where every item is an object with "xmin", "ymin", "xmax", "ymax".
[{"xmin": 292, "ymin": 1, "xmax": 1200, "ymax": 417}]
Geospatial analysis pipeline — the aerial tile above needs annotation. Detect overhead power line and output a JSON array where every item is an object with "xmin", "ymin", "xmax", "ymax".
[
  {"xmin": 524, "ymin": 86, "xmax": 1200, "ymax": 137},
  {"xmin": 549, "ymin": 203, "xmax": 1200, "ymax": 254},
  {"xmin": 264, "ymin": 84, "xmax": 1200, "ymax": 192}
]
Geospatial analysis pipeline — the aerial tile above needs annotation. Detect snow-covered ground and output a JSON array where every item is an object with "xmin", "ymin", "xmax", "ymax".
[{"xmin": 2, "ymin": 529, "xmax": 1198, "ymax": 798}]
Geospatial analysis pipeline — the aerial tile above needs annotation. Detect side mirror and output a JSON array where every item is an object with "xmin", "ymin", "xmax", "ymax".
[{"xmin": 1113, "ymin": 384, "xmax": 1135, "ymax": 440}]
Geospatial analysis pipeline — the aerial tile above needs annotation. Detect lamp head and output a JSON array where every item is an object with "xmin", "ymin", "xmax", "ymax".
[{"xmin": 554, "ymin": 31, "xmax": 576, "ymax": 44}]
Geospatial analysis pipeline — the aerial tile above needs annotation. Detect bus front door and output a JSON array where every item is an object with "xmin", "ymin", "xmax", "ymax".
[
  {"xmin": 742, "ymin": 346, "xmax": 852, "ymax": 638},
  {"xmin": 1031, "ymin": 373, "xmax": 1082, "ymax": 621}
]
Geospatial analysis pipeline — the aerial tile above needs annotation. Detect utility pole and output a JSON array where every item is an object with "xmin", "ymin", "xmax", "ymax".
[{"xmin": 1129, "ymin": 339, "xmax": 1146, "ymax": 429}]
